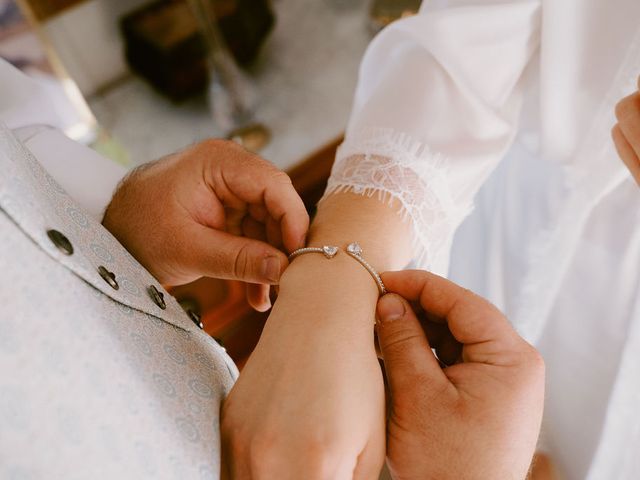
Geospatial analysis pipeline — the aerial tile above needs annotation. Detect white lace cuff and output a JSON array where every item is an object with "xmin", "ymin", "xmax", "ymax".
[{"xmin": 321, "ymin": 127, "xmax": 472, "ymax": 274}]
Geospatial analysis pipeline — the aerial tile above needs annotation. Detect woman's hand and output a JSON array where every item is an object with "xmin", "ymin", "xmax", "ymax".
[
  {"xmin": 102, "ymin": 139, "xmax": 309, "ymax": 311},
  {"xmin": 221, "ymin": 254, "xmax": 386, "ymax": 479},
  {"xmin": 220, "ymin": 192, "xmax": 412, "ymax": 479},
  {"xmin": 613, "ymin": 75, "xmax": 640, "ymax": 184}
]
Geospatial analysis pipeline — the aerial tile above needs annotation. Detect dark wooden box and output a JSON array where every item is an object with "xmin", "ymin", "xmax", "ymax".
[{"xmin": 120, "ymin": 0, "xmax": 274, "ymax": 101}]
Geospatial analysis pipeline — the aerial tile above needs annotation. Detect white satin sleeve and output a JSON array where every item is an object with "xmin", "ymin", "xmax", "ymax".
[
  {"xmin": 0, "ymin": 58, "xmax": 126, "ymax": 220},
  {"xmin": 323, "ymin": 1, "xmax": 541, "ymax": 274}
]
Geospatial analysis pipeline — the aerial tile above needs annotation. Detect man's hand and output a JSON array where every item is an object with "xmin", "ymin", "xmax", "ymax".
[
  {"xmin": 613, "ymin": 75, "xmax": 640, "ymax": 184},
  {"xmin": 102, "ymin": 139, "xmax": 309, "ymax": 311},
  {"xmin": 376, "ymin": 270, "xmax": 545, "ymax": 480}
]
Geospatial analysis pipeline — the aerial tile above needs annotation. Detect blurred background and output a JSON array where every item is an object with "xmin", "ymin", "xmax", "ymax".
[{"xmin": 0, "ymin": 0, "xmax": 420, "ymax": 365}]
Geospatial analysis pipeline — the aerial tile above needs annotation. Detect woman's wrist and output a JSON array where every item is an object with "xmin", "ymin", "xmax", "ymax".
[
  {"xmin": 262, "ymin": 191, "xmax": 413, "ymax": 338},
  {"xmin": 310, "ymin": 192, "xmax": 413, "ymax": 271},
  {"xmin": 270, "ymin": 253, "xmax": 380, "ymax": 331}
]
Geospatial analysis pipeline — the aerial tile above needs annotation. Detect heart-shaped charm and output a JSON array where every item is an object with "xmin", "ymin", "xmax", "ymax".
[
  {"xmin": 346, "ymin": 242, "xmax": 363, "ymax": 256},
  {"xmin": 322, "ymin": 245, "xmax": 339, "ymax": 258}
]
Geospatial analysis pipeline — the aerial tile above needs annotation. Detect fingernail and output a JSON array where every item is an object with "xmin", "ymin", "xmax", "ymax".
[
  {"xmin": 263, "ymin": 289, "xmax": 272, "ymax": 310},
  {"xmin": 262, "ymin": 256, "xmax": 281, "ymax": 283},
  {"xmin": 377, "ymin": 294, "xmax": 406, "ymax": 325}
]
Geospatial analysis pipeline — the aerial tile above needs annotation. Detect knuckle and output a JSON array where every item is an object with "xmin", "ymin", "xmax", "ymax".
[
  {"xmin": 527, "ymin": 346, "xmax": 546, "ymax": 375},
  {"xmin": 511, "ymin": 343, "xmax": 545, "ymax": 385},
  {"xmin": 471, "ymin": 289, "xmax": 502, "ymax": 316},
  {"xmin": 611, "ymin": 124, "xmax": 622, "ymax": 142},
  {"xmin": 298, "ymin": 440, "xmax": 338, "ymax": 479},
  {"xmin": 270, "ymin": 169, "xmax": 294, "ymax": 186},
  {"xmin": 380, "ymin": 326, "xmax": 421, "ymax": 352},
  {"xmin": 615, "ymin": 96, "xmax": 637, "ymax": 121},
  {"xmin": 236, "ymin": 149, "xmax": 282, "ymax": 178},
  {"xmin": 614, "ymin": 99, "xmax": 624, "ymax": 121},
  {"xmin": 460, "ymin": 286, "xmax": 475, "ymax": 297},
  {"xmin": 248, "ymin": 432, "xmax": 335, "ymax": 479},
  {"xmin": 202, "ymin": 137, "xmax": 221, "ymax": 147},
  {"xmin": 198, "ymin": 138, "xmax": 248, "ymax": 165},
  {"xmin": 232, "ymin": 243, "xmax": 254, "ymax": 279},
  {"xmin": 199, "ymin": 137, "xmax": 227, "ymax": 152}
]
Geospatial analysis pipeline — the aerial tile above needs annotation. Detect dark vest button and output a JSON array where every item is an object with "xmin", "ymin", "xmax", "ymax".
[
  {"xmin": 47, "ymin": 229, "xmax": 73, "ymax": 255},
  {"xmin": 98, "ymin": 266, "xmax": 119, "ymax": 290},
  {"xmin": 148, "ymin": 285, "xmax": 166, "ymax": 310},
  {"xmin": 187, "ymin": 309, "xmax": 203, "ymax": 329}
]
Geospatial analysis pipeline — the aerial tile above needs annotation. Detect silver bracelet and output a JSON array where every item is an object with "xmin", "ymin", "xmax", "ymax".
[{"xmin": 288, "ymin": 242, "xmax": 386, "ymax": 295}]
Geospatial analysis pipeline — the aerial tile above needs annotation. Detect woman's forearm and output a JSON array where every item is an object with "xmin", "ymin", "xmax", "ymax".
[{"xmin": 222, "ymin": 192, "xmax": 404, "ymax": 477}]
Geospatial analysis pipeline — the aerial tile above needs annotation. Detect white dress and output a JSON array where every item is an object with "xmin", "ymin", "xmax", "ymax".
[{"xmin": 325, "ymin": 1, "xmax": 640, "ymax": 478}]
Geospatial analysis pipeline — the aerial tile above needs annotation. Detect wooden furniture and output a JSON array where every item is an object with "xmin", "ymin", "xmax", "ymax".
[
  {"xmin": 170, "ymin": 137, "xmax": 340, "ymax": 368},
  {"xmin": 17, "ymin": 0, "xmax": 86, "ymax": 21}
]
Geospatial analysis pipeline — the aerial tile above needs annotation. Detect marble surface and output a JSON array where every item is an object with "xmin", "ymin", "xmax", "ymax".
[{"xmin": 88, "ymin": 0, "xmax": 373, "ymax": 171}]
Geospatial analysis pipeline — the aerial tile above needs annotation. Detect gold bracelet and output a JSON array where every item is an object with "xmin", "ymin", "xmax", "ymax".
[{"xmin": 288, "ymin": 242, "xmax": 386, "ymax": 295}]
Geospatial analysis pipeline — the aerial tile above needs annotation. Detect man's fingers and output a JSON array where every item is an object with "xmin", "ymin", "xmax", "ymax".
[
  {"xmin": 615, "ymin": 92, "xmax": 640, "ymax": 160},
  {"xmin": 248, "ymin": 203, "xmax": 268, "ymax": 223},
  {"xmin": 189, "ymin": 225, "xmax": 289, "ymax": 284},
  {"xmin": 242, "ymin": 215, "xmax": 268, "ymax": 243},
  {"xmin": 381, "ymin": 270, "xmax": 515, "ymax": 348},
  {"xmin": 246, "ymin": 283, "xmax": 272, "ymax": 312},
  {"xmin": 612, "ymin": 124, "xmax": 640, "ymax": 185},
  {"xmin": 266, "ymin": 216, "xmax": 284, "ymax": 250},
  {"xmin": 263, "ymin": 174, "xmax": 309, "ymax": 253},
  {"xmin": 376, "ymin": 293, "xmax": 448, "ymax": 395},
  {"xmin": 209, "ymin": 142, "xmax": 309, "ymax": 253}
]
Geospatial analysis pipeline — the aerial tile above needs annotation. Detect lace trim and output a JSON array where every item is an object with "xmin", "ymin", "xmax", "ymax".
[{"xmin": 321, "ymin": 127, "xmax": 472, "ymax": 273}]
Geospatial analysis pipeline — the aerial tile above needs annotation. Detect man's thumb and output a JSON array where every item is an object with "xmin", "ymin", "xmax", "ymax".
[
  {"xmin": 195, "ymin": 229, "xmax": 288, "ymax": 285},
  {"xmin": 376, "ymin": 293, "xmax": 447, "ymax": 394}
]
